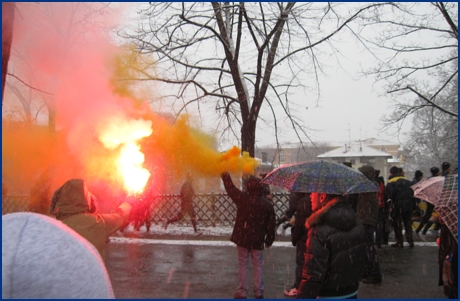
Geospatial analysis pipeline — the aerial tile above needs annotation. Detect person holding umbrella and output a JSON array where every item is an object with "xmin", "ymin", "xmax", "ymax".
[
  {"xmin": 415, "ymin": 167, "xmax": 441, "ymax": 237},
  {"xmin": 261, "ymin": 160, "xmax": 376, "ymax": 299},
  {"xmin": 297, "ymin": 192, "xmax": 367, "ymax": 299}
]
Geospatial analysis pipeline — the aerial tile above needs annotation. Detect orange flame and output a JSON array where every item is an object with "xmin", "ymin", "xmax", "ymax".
[{"xmin": 98, "ymin": 116, "xmax": 152, "ymax": 195}]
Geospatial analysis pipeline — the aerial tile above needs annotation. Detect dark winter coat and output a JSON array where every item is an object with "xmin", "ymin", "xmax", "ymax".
[
  {"xmin": 297, "ymin": 198, "xmax": 367, "ymax": 299},
  {"xmin": 356, "ymin": 165, "xmax": 379, "ymax": 226},
  {"xmin": 285, "ymin": 192, "xmax": 302, "ymax": 219},
  {"xmin": 180, "ymin": 180, "xmax": 195, "ymax": 211},
  {"xmin": 221, "ymin": 172, "xmax": 276, "ymax": 250},
  {"xmin": 385, "ymin": 176, "xmax": 415, "ymax": 215},
  {"xmin": 291, "ymin": 193, "xmax": 312, "ymax": 245}
]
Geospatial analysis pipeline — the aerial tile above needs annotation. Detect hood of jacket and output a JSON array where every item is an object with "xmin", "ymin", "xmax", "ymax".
[
  {"xmin": 388, "ymin": 176, "xmax": 408, "ymax": 184},
  {"xmin": 246, "ymin": 176, "xmax": 264, "ymax": 196},
  {"xmin": 2, "ymin": 212, "xmax": 114, "ymax": 298},
  {"xmin": 359, "ymin": 165, "xmax": 375, "ymax": 180},
  {"xmin": 305, "ymin": 197, "xmax": 356, "ymax": 231},
  {"xmin": 50, "ymin": 179, "xmax": 94, "ymax": 219}
]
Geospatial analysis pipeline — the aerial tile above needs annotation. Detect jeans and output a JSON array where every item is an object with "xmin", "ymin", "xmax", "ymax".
[
  {"xmin": 236, "ymin": 246, "xmax": 264, "ymax": 298},
  {"xmin": 393, "ymin": 211, "xmax": 414, "ymax": 245}
]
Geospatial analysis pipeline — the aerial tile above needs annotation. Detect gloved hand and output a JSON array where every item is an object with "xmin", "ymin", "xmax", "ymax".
[{"xmin": 118, "ymin": 202, "xmax": 132, "ymax": 216}]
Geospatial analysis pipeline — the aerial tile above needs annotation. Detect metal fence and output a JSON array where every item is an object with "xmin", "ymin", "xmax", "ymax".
[{"xmin": 2, "ymin": 193, "xmax": 290, "ymax": 228}]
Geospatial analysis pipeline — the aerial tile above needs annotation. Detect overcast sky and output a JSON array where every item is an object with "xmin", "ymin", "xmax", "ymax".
[
  {"xmin": 121, "ymin": 3, "xmax": 414, "ymax": 150},
  {"xmin": 247, "ymin": 33, "xmax": 413, "ymax": 150}
]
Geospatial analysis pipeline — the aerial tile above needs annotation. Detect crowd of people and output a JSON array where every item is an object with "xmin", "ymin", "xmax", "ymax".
[
  {"xmin": 1, "ymin": 161, "xmax": 457, "ymax": 299},
  {"xmin": 273, "ymin": 161, "xmax": 457, "ymax": 298}
]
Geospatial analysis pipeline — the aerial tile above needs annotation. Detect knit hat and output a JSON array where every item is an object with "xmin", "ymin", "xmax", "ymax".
[
  {"xmin": 430, "ymin": 167, "xmax": 440, "ymax": 177},
  {"xmin": 389, "ymin": 166, "xmax": 400, "ymax": 176},
  {"xmin": 2, "ymin": 212, "xmax": 114, "ymax": 298},
  {"xmin": 358, "ymin": 165, "xmax": 375, "ymax": 177},
  {"xmin": 246, "ymin": 176, "xmax": 263, "ymax": 195},
  {"xmin": 442, "ymin": 162, "xmax": 450, "ymax": 171}
]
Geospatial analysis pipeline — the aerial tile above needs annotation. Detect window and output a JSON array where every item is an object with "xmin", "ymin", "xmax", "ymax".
[{"xmin": 279, "ymin": 150, "xmax": 285, "ymax": 163}]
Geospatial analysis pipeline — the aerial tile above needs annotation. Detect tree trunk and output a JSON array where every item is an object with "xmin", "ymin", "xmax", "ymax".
[
  {"xmin": 241, "ymin": 119, "xmax": 256, "ymax": 158},
  {"xmin": 2, "ymin": 2, "xmax": 15, "ymax": 104}
]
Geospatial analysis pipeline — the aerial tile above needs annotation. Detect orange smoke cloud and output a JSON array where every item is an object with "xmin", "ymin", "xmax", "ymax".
[
  {"xmin": 140, "ymin": 114, "xmax": 259, "ymax": 178},
  {"xmin": 2, "ymin": 3, "xmax": 258, "ymax": 202}
]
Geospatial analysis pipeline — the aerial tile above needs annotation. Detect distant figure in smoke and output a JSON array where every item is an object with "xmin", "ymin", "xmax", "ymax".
[
  {"xmin": 133, "ymin": 199, "xmax": 152, "ymax": 232},
  {"xmin": 50, "ymin": 178, "xmax": 132, "ymax": 261},
  {"xmin": 29, "ymin": 169, "xmax": 53, "ymax": 215},
  {"xmin": 120, "ymin": 197, "xmax": 152, "ymax": 233},
  {"xmin": 163, "ymin": 173, "xmax": 201, "ymax": 235}
]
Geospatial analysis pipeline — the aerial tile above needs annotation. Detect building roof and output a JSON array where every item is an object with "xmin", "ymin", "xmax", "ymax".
[
  {"xmin": 317, "ymin": 143, "xmax": 393, "ymax": 158},
  {"xmin": 258, "ymin": 137, "xmax": 398, "ymax": 150}
]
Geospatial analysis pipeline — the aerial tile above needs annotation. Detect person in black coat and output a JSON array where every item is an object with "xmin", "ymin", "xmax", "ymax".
[
  {"xmin": 221, "ymin": 172, "xmax": 276, "ymax": 299},
  {"xmin": 284, "ymin": 193, "xmax": 311, "ymax": 297},
  {"xmin": 276, "ymin": 191, "xmax": 302, "ymax": 235},
  {"xmin": 297, "ymin": 193, "xmax": 367, "ymax": 299},
  {"xmin": 164, "ymin": 173, "xmax": 200, "ymax": 234},
  {"xmin": 385, "ymin": 166, "xmax": 416, "ymax": 248}
]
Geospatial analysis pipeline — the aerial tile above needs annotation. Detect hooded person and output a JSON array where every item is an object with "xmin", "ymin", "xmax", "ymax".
[
  {"xmin": 221, "ymin": 172, "xmax": 276, "ymax": 299},
  {"xmin": 297, "ymin": 192, "xmax": 367, "ymax": 299},
  {"xmin": 50, "ymin": 178, "xmax": 132, "ymax": 261},
  {"xmin": 2, "ymin": 212, "xmax": 115, "ymax": 298}
]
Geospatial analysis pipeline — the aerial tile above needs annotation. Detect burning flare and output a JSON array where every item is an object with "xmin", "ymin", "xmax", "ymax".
[{"xmin": 98, "ymin": 116, "xmax": 153, "ymax": 194}]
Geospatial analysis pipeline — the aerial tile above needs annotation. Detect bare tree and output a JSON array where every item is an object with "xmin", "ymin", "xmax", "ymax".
[
  {"xmin": 351, "ymin": 2, "xmax": 458, "ymax": 135},
  {"xmin": 2, "ymin": 2, "xmax": 15, "ymax": 103},
  {"xmin": 5, "ymin": 2, "xmax": 114, "ymax": 131},
  {"xmin": 403, "ymin": 79, "xmax": 458, "ymax": 173},
  {"xmin": 119, "ymin": 2, "xmax": 390, "ymax": 158}
]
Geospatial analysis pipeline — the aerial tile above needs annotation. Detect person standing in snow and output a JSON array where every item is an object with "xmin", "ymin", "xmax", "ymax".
[
  {"xmin": 50, "ymin": 178, "xmax": 132, "ymax": 261},
  {"xmin": 221, "ymin": 172, "xmax": 276, "ymax": 299},
  {"xmin": 385, "ymin": 166, "xmax": 416, "ymax": 248},
  {"xmin": 297, "ymin": 192, "xmax": 367, "ymax": 299},
  {"xmin": 163, "ymin": 172, "xmax": 201, "ymax": 235}
]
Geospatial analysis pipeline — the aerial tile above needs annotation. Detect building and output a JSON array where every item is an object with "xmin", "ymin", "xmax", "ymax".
[
  {"xmin": 256, "ymin": 138, "xmax": 407, "ymax": 181},
  {"xmin": 317, "ymin": 142, "xmax": 392, "ymax": 180}
]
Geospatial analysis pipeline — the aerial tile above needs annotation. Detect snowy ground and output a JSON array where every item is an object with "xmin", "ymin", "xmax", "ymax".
[{"xmin": 112, "ymin": 223, "xmax": 438, "ymax": 247}]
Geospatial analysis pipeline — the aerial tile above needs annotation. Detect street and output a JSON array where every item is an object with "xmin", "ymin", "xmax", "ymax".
[{"xmin": 105, "ymin": 229, "xmax": 446, "ymax": 299}]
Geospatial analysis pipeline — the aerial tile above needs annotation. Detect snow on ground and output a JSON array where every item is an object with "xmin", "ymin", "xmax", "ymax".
[{"xmin": 113, "ymin": 224, "xmax": 438, "ymax": 247}]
